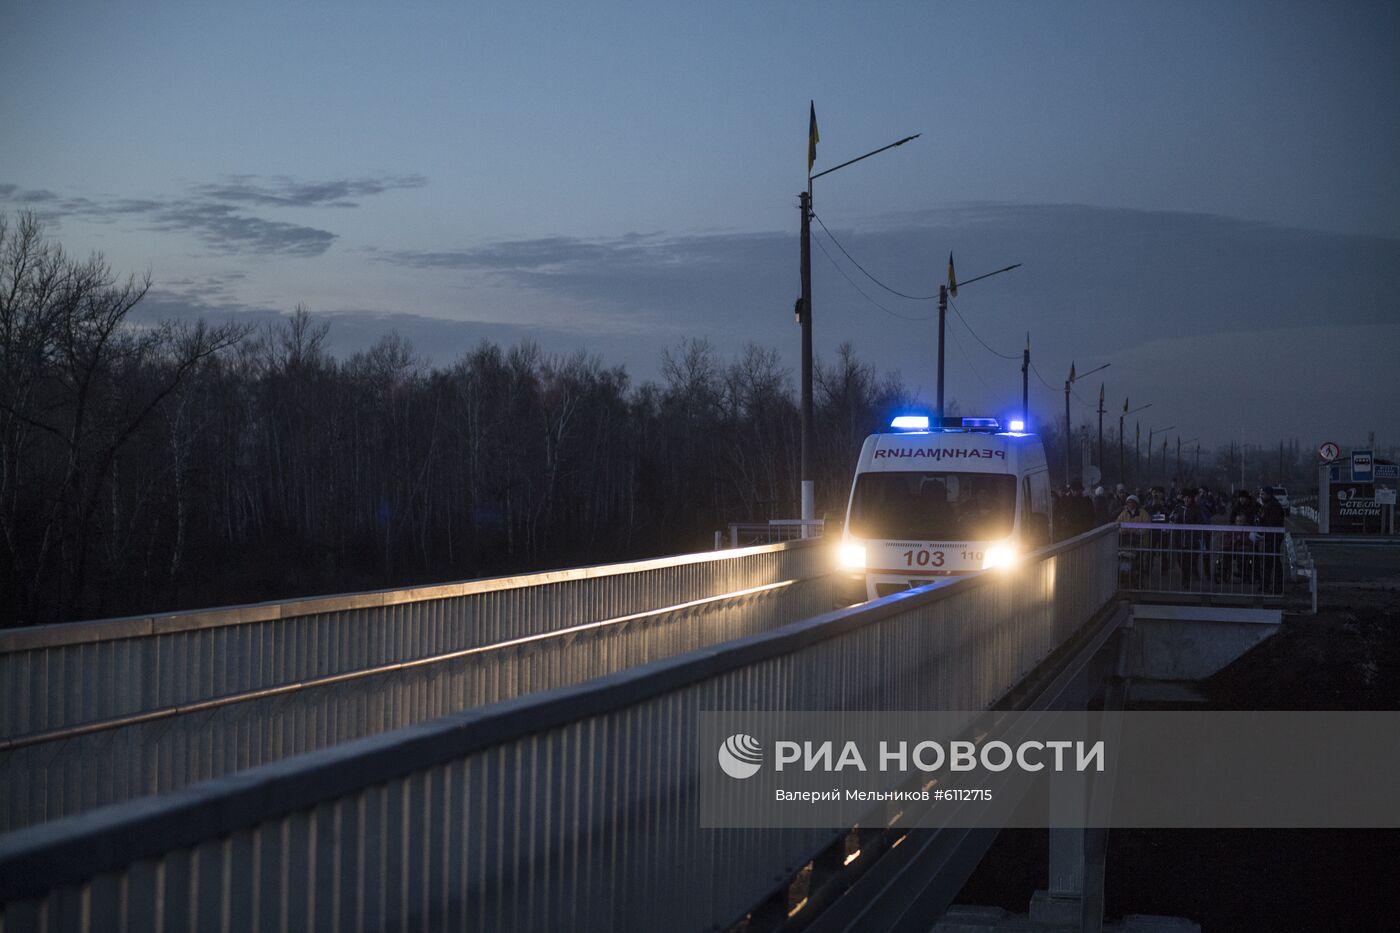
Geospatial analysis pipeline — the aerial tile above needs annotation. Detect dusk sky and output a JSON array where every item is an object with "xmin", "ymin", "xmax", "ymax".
[{"xmin": 4, "ymin": 1, "xmax": 1397, "ymax": 450}]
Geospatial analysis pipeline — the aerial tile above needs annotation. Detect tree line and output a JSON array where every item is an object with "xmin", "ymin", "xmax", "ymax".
[
  {"xmin": 1, "ymin": 215, "xmax": 918, "ymax": 625},
  {"xmin": 0, "ymin": 214, "xmax": 1322, "ymax": 626}
]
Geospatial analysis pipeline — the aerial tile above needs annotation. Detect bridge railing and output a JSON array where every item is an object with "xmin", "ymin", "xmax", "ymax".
[
  {"xmin": 0, "ymin": 527, "xmax": 1120, "ymax": 933},
  {"xmin": 0, "ymin": 542, "xmax": 836, "ymax": 831},
  {"xmin": 0, "ymin": 541, "xmax": 827, "ymax": 738},
  {"xmin": 1116, "ymin": 522, "xmax": 1290, "ymax": 600}
]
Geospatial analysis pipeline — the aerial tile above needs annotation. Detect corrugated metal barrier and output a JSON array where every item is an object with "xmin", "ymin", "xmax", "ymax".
[{"xmin": 0, "ymin": 527, "xmax": 1120, "ymax": 932}]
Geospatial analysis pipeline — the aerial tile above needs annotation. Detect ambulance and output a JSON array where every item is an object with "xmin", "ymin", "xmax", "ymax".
[{"xmin": 837, "ymin": 415, "xmax": 1053, "ymax": 602}]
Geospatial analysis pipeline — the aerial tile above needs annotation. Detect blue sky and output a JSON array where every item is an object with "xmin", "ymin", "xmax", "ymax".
[{"xmin": 3, "ymin": 0, "xmax": 1397, "ymax": 449}]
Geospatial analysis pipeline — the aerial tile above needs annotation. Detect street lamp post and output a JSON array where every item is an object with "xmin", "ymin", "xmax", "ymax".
[
  {"xmin": 1147, "ymin": 424, "xmax": 1176, "ymax": 486},
  {"xmin": 937, "ymin": 260, "xmax": 1021, "ymax": 421},
  {"xmin": 798, "ymin": 115, "xmax": 919, "ymax": 534},
  {"xmin": 1120, "ymin": 401, "xmax": 1151, "ymax": 487},
  {"xmin": 1177, "ymin": 437, "xmax": 1199, "ymax": 484},
  {"xmin": 1135, "ymin": 421, "xmax": 1142, "ymax": 487},
  {"xmin": 1063, "ymin": 362, "xmax": 1109, "ymax": 486},
  {"xmin": 1096, "ymin": 383, "xmax": 1105, "ymax": 483}
]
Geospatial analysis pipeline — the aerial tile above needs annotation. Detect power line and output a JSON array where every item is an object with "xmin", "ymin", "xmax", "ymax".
[
  {"xmin": 945, "ymin": 320, "xmax": 996, "ymax": 393},
  {"xmin": 810, "ymin": 212, "xmax": 939, "ymax": 301},
  {"xmin": 1028, "ymin": 359, "xmax": 1060, "ymax": 393},
  {"xmin": 946, "ymin": 297, "xmax": 1020, "ymax": 360},
  {"xmin": 811, "ymin": 231, "xmax": 933, "ymax": 322}
]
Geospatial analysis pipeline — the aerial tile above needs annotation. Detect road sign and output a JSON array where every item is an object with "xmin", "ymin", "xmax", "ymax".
[
  {"xmin": 1353, "ymin": 449, "xmax": 1374, "ymax": 483},
  {"xmin": 1328, "ymin": 464, "xmax": 1341, "ymax": 482},
  {"xmin": 1376, "ymin": 464, "xmax": 1399, "ymax": 480},
  {"xmin": 1378, "ymin": 488, "xmax": 1397, "ymax": 505},
  {"xmin": 1318, "ymin": 442, "xmax": 1340, "ymax": 462}
]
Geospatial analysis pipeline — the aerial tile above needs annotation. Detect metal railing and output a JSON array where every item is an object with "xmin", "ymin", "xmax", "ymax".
[
  {"xmin": 0, "ymin": 542, "xmax": 825, "ymax": 738},
  {"xmin": 0, "ymin": 543, "xmax": 836, "ymax": 832},
  {"xmin": 723, "ymin": 519, "xmax": 825, "ymax": 549},
  {"xmin": 1117, "ymin": 522, "xmax": 1290, "ymax": 600},
  {"xmin": 1291, "ymin": 494, "xmax": 1319, "ymax": 524},
  {"xmin": 0, "ymin": 528, "xmax": 1120, "ymax": 933}
]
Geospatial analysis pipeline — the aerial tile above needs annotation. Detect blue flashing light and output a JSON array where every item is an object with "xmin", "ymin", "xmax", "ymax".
[
  {"xmin": 890, "ymin": 415, "xmax": 930, "ymax": 431},
  {"xmin": 961, "ymin": 417, "xmax": 1000, "ymax": 429},
  {"xmin": 1008, "ymin": 419, "xmax": 1026, "ymax": 433}
]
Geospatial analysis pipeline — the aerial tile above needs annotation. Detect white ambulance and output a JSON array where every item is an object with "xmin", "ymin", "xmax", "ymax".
[{"xmin": 837, "ymin": 415, "xmax": 1053, "ymax": 602}]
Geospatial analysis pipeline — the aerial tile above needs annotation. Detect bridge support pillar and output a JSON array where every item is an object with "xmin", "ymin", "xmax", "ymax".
[{"xmin": 1034, "ymin": 619, "xmax": 1133, "ymax": 933}]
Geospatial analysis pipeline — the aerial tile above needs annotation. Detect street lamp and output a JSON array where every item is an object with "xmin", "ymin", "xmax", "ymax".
[
  {"xmin": 1120, "ymin": 401, "xmax": 1151, "ymax": 487},
  {"xmin": 1064, "ymin": 362, "xmax": 1110, "ymax": 486},
  {"xmin": 1177, "ymin": 437, "xmax": 1199, "ymax": 484},
  {"xmin": 1147, "ymin": 424, "xmax": 1176, "ymax": 486},
  {"xmin": 798, "ymin": 112, "xmax": 919, "ymax": 534},
  {"xmin": 938, "ymin": 259, "xmax": 1020, "ymax": 422}
]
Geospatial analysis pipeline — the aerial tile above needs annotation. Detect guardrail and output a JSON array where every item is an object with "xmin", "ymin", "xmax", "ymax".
[
  {"xmin": 1117, "ymin": 522, "xmax": 1289, "ymax": 600},
  {"xmin": 0, "ymin": 528, "xmax": 1120, "ymax": 933}
]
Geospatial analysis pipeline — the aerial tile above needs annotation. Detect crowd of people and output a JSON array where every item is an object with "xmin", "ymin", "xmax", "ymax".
[{"xmin": 1052, "ymin": 478, "xmax": 1290, "ymax": 590}]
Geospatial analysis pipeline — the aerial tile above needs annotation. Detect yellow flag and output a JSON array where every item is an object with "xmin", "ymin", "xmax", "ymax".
[{"xmin": 808, "ymin": 102, "xmax": 819, "ymax": 174}]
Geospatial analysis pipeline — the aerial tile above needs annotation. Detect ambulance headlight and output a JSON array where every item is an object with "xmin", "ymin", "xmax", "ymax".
[
  {"xmin": 838, "ymin": 543, "xmax": 867, "ymax": 569},
  {"xmin": 981, "ymin": 545, "xmax": 1018, "ymax": 570}
]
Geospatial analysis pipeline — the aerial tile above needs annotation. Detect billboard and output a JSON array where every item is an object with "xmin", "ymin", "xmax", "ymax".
[{"xmin": 1330, "ymin": 483, "xmax": 1383, "ymax": 534}]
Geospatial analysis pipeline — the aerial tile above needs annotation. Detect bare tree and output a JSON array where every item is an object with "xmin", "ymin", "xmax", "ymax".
[{"xmin": 0, "ymin": 213, "xmax": 248, "ymax": 622}]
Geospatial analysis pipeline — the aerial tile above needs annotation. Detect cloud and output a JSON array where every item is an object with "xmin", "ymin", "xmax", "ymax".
[
  {"xmin": 0, "ymin": 174, "xmax": 425, "ymax": 258},
  {"xmin": 190, "ymin": 174, "xmax": 427, "ymax": 208},
  {"xmin": 149, "ymin": 202, "xmax": 336, "ymax": 257}
]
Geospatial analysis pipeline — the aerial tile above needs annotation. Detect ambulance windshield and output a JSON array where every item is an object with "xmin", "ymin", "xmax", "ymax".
[{"xmin": 848, "ymin": 472, "xmax": 1017, "ymax": 540}]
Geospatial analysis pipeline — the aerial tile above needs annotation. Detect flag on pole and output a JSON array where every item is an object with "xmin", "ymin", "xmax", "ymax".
[
  {"xmin": 1068, "ymin": 362, "xmax": 1077, "ymax": 383},
  {"xmin": 808, "ymin": 102, "xmax": 819, "ymax": 174},
  {"xmin": 1123, "ymin": 396, "xmax": 1129, "ymax": 414},
  {"xmin": 1099, "ymin": 383, "xmax": 1105, "ymax": 405},
  {"xmin": 947, "ymin": 252, "xmax": 957, "ymax": 297}
]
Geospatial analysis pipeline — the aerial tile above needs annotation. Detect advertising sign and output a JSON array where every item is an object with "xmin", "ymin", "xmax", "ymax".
[{"xmin": 1330, "ymin": 483, "xmax": 1382, "ymax": 534}]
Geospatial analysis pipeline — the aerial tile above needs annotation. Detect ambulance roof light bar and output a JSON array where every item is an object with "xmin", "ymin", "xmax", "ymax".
[{"xmin": 888, "ymin": 415, "xmax": 1001, "ymax": 433}]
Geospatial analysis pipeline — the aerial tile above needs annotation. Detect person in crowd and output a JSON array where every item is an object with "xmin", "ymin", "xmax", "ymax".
[
  {"xmin": 1116, "ymin": 493, "xmax": 1147, "ymax": 523},
  {"xmin": 1195, "ymin": 485, "xmax": 1219, "ymax": 576},
  {"xmin": 1145, "ymin": 487, "xmax": 1169, "ymax": 522},
  {"xmin": 1169, "ymin": 487, "xmax": 1211, "ymax": 588},
  {"xmin": 1229, "ymin": 488, "xmax": 1258, "ymax": 525},
  {"xmin": 1092, "ymin": 485, "xmax": 1112, "ymax": 526},
  {"xmin": 1116, "ymin": 493, "xmax": 1149, "ymax": 587},
  {"xmin": 1113, "ymin": 483, "xmax": 1129, "ymax": 516},
  {"xmin": 1066, "ymin": 479, "xmax": 1096, "ymax": 537},
  {"xmin": 1197, "ymin": 485, "xmax": 1219, "ymax": 520},
  {"xmin": 1219, "ymin": 514, "xmax": 1252, "ymax": 583},
  {"xmin": 1257, "ymin": 486, "xmax": 1288, "ymax": 591}
]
